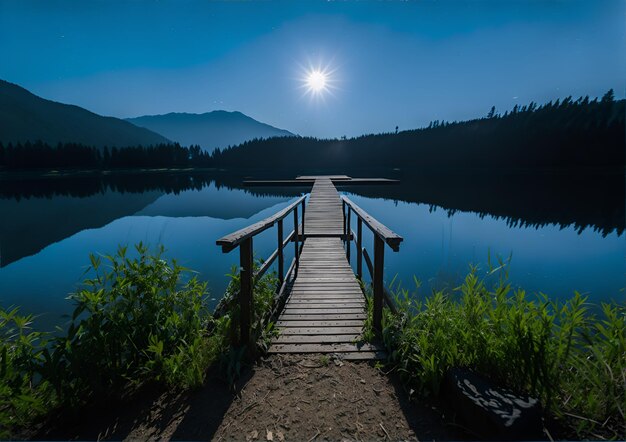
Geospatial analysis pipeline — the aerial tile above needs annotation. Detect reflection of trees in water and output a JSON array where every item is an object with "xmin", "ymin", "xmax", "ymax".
[
  {"xmin": 0, "ymin": 172, "xmax": 304, "ymax": 201},
  {"xmin": 0, "ymin": 168, "xmax": 623, "ymax": 237},
  {"xmin": 336, "ymin": 171, "xmax": 624, "ymax": 237}
]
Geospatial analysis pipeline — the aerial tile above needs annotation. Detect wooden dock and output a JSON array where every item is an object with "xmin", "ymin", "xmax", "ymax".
[
  {"xmin": 217, "ymin": 176, "xmax": 402, "ymax": 360},
  {"xmin": 268, "ymin": 236, "xmax": 384, "ymax": 359},
  {"xmin": 302, "ymin": 177, "xmax": 344, "ymax": 237}
]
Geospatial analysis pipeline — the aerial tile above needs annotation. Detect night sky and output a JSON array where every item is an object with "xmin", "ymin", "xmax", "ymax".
[{"xmin": 1, "ymin": 0, "xmax": 624, "ymax": 138}]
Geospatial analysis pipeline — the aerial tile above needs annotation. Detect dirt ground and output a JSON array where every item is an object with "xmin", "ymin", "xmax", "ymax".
[
  {"xmin": 211, "ymin": 354, "xmax": 464, "ymax": 442},
  {"xmin": 35, "ymin": 354, "xmax": 467, "ymax": 441}
]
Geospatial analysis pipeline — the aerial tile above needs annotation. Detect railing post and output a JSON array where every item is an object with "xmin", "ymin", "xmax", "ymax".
[
  {"xmin": 239, "ymin": 237, "xmax": 253, "ymax": 346},
  {"xmin": 301, "ymin": 198, "xmax": 306, "ymax": 236},
  {"xmin": 293, "ymin": 206, "xmax": 299, "ymax": 271},
  {"xmin": 277, "ymin": 219, "xmax": 284, "ymax": 285},
  {"xmin": 356, "ymin": 218, "xmax": 363, "ymax": 279},
  {"xmin": 373, "ymin": 235, "xmax": 384, "ymax": 333},
  {"xmin": 346, "ymin": 207, "xmax": 351, "ymax": 262},
  {"xmin": 342, "ymin": 200, "xmax": 347, "ymax": 239}
]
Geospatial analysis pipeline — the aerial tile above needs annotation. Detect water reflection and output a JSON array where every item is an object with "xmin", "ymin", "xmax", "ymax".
[
  {"xmin": 344, "ymin": 194, "xmax": 625, "ymax": 307},
  {"xmin": 0, "ymin": 170, "xmax": 623, "ymax": 330},
  {"xmin": 0, "ymin": 185, "xmax": 300, "ymax": 330}
]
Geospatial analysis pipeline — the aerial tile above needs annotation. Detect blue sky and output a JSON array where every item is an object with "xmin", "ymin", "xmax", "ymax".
[{"xmin": 1, "ymin": 0, "xmax": 624, "ymax": 138}]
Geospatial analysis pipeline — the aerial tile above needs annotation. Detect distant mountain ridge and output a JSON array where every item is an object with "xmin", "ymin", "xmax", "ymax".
[
  {"xmin": 0, "ymin": 80, "xmax": 170, "ymax": 148},
  {"xmin": 126, "ymin": 111, "xmax": 293, "ymax": 152}
]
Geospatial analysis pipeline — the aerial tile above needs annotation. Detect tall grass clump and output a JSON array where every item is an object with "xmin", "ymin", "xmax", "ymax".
[
  {"xmin": 0, "ymin": 244, "xmax": 282, "ymax": 436},
  {"xmin": 41, "ymin": 243, "xmax": 213, "ymax": 405},
  {"xmin": 0, "ymin": 308, "xmax": 53, "ymax": 438},
  {"xmin": 380, "ymin": 265, "xmax": 625, "ymax": 439}
]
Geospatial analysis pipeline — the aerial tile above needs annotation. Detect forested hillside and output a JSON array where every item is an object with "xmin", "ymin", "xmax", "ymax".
[
  {"xmin": 1, "ymin": 92, "xmax": 623, "ymax": 172},
  {"xmin": 210, "ymin": 91, "xmax": 624, "ymax": 171}
]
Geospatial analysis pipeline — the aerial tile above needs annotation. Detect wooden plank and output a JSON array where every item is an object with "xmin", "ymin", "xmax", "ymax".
[
  {"xmin": 284, "ymin": 304, "xmax": 364, "ymax": 310},
  {"xmin": 287, "ymin": 299, "xmax": 364, "ymax": 304},
  {"xmin": 287, "ymin": 296, "xmax": 364, "ymax": 302},
  {"xmin": 279, "ymin": 313, "xmax": 367, "ymax": 320},
  {"xmin": 283, "ymin": 308, "xmax": 365, "ymax": 315},
  {"xmin": 277, "ymin": 320, "xmax": 365, "ymax": 327},
  {"xmin": 290, "ymin": 288, "xmax": 363, "ymax": 292},
  {"xmin": 277, "ymin": 327, "xmax": 363, "ymax": 335},
  {"xmin": 268, "ymin": 342, "xmax": 382, "ymax": 354},
  {"xmin": 287, "ymin": 296, "xmax": 364, "ymax": 301},
  {"xmin": 273, "ymin": 334, "xmax": 361, "ymax": 344},
  {"xmin": 293, "ymin": 281, "xmax": 358, "ymax": 284},
  {"xmin": 288, "ymin": 291, "xmax": 363, "ymax": 296}
]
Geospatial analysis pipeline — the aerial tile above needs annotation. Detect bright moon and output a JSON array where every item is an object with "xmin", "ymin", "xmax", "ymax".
[
  {"xmin": 298, "ymin": 62, "xmax": 336, "ymax": 100},
  {"xmin": 307, "ymin": 70, "xmax": 327, "ymax": 92}
]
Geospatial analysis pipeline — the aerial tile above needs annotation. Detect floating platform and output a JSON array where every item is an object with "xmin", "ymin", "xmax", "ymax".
[{"xmin": 243, "ymin": 175, "xmax": 399, "ymax": 186}]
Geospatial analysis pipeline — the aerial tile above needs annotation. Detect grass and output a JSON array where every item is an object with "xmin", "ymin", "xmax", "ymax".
[
  {"xmin": 374, "ymin": 262, "xmax": 625, "ymax": 439},
  {"xmin": 4, "ymin": 242, "xmax": 622, "ymax": 439},
  {"xmin": 0, "ymin": 308, "xmax": 52, "ymax": 438},
  {"xmin": 0, "ymin": 243, "xmax": 280, "ymax": 437}
]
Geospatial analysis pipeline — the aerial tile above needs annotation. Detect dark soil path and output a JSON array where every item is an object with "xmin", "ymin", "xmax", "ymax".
[
  {"xmin": 212, "ymin": 354, "xmax": 465, "ymax": 441},
  {"xmin": 35, "ymin": 354, "xmax": 467, "ymax": 441}
]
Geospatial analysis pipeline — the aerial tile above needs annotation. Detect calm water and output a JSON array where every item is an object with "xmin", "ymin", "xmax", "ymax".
[{"xmin": 0, "ymin": 173, "xmax": 623, "ymax": 331}]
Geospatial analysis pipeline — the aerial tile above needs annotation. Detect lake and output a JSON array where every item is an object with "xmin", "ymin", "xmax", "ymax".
[{"xmin": 0, "ymin": 171, "xmax": 623, "ymax": 331}]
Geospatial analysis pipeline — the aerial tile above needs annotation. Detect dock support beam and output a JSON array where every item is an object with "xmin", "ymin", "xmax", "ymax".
[
  {"xmin": 293, "ymin": 207, "xmax": 299, "ymax": 271},
  {"xmin": 277, "ymin": 220, "xmax": 284, "ymax": 285},
  {"xmin": 239, "ymin": 237, "xmax": 253, "ymax": 346},
  {"xmin": 373, "ymin": 235, "xmax": 384, "ymax": 332},
  {"xmin": 346, "ymin": 207, "xmax": 351, "ymax": 262},
  {"xmin": 301, "ymin": 198, "xmax": 306, "ymax": 235},
  {"xmin": 356, "ymin": 218, "xmax": 363, "ymax": 279}
]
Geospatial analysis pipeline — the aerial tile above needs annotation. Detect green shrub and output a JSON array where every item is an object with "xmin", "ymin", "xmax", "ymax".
[
  {"xmin": 0, "ymin": 244, "xmax": 282, "ymax": 436},
  {"xmin": 42, "ymin": 243, "xmax": 212, "ymax": 405},
  {"xmin": 0, "ymin": 308, "xmax": 53, "ymax": 438},
  {"xmin": 380, "ymin": 266, "xmax": 625, "ymax": 439}
]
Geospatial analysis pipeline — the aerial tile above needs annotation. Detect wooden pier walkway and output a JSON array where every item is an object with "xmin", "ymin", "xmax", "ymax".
[
  {"xmin": 268, "ymin": 236, "xmax": 382, "ymax": 358},
  {"xmin": 217, "ymin": 176, "xmax": 402, "ymax": 360}
]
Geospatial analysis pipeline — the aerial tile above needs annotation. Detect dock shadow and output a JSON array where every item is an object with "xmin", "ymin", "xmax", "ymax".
[{"xmin": 33, "ymin": 366, "xmax": 255, "ymax": 441}]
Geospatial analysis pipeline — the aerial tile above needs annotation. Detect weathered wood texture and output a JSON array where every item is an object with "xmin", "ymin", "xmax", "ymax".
[
  {"xmin": 302, "ymin": 178, "xmax": 344, "ymax": 237},
  {"xmin": 217, "ymin": 195, "xmax": 306, "ymax": 252},
  {"xmin": 342, "ymin": 195, "xmax": 403, "ymax": 251},
  {"xmin": 269, "ymin": 176, "xmax": 386, "ymax": 360}
]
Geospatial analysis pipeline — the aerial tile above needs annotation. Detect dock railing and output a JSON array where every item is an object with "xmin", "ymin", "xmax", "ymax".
[
  {"xmin": 341, "ymin": 195, "xmax": 403, "ymax": 331},
  {"xmin": 216, "ymin": 195, "xmax": 306, "ymax": 346},
  {"xmin": 216, "ymin": 191, "xmax": 403, "ymax": 345}
]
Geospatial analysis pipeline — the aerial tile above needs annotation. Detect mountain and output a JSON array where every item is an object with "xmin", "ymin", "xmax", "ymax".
[
  {"xmin": 0, "ymin": 80, "xmax": 170, "ymax": 148},
  {"xmin": 126, "ymin": 111, "xmax": 293, "ymax": 152}
]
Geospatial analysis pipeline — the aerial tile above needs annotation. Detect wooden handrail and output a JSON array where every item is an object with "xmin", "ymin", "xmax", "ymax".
[
  {"xmin": 216, "ymin": 195, "xmax": 306, "ymax": 346},
  {"xmin": 341, "ymin": 196, "xmax": 403, "ymax": 331},
  {"xmin": 254, "ymin": 230, "xmax": 296, "ymax": 281},
  {"xmin": 216, "ymin": 195, "xmax": 306, "ymax": 252},
  {"xmin": 362, "ymin": 247, "xmax": 398, "ymax": 315},
  {"xmin": 341, "ymin": 195, "xmax": 403, "ymax": 251}
]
